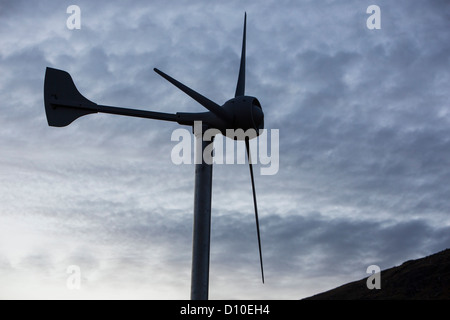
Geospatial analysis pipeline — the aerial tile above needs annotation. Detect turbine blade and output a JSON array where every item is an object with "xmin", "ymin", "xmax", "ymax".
[
  {"xmin": 154, "ymin": 68, "xmax": 231, "ymax": 122},
  {"xmin": 235, "ymin": 12, "xmax": 247, "ymax": 97},
  {"xmin": 245, "ymin": 138, "xmax": 264, "ymax": 284}
]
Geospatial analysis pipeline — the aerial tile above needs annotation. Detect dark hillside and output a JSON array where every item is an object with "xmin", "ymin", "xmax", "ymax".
[{"xmin": 304, "ymin": 249, "xmax": 450, "ymax": 300}]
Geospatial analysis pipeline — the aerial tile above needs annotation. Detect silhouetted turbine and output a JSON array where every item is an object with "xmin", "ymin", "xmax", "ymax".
[{"xmin": 44, "ymin": 12, "xmax": 265, "ymax": 297}]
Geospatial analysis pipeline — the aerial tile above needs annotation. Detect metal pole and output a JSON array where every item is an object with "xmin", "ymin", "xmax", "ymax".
[{"xmin": 190, "ymin": 124, "xmax": 213, "ymax": 300}]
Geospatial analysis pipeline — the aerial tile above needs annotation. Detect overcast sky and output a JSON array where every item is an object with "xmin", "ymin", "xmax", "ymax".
[{"xmin": 1, "ymin": 0, "xmax": 450, "ymax": 299}]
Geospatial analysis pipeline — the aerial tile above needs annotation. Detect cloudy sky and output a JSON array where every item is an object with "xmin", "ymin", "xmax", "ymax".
[{"xmin": 1, "ymin": 0, "xmax": 450, "ymax": 299}]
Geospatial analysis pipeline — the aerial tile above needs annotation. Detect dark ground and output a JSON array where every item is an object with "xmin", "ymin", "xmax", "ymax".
[{"xmin": 304, "ymin": 248, "xmax": 450, "ymax": 300}]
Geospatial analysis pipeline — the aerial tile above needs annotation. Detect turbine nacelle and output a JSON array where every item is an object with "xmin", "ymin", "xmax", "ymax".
[{"xmin": 221, "ymin": 96, "xmax": 264, "ymax": 140}]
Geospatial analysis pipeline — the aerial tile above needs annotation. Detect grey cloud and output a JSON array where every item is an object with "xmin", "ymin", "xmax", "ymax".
[{"xmin": 258, "ymin": 214, "xmax": 448, "ymax": 276}]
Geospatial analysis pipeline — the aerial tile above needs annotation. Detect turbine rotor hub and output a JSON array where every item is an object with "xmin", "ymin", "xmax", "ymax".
[{"xmin": 222, "ymin": 96, "xmax": 264, "ymax": 139}]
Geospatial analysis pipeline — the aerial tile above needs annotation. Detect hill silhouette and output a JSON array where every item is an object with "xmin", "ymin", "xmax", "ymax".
[{"xmin": 304, "ymin": 249, "xmax": 450, "ymax": 300}]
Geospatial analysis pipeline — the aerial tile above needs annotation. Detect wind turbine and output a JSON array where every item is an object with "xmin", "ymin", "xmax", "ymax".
[{"xmin": 44, "ymin": 12, "xmax": 264, "ymax": 300}]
